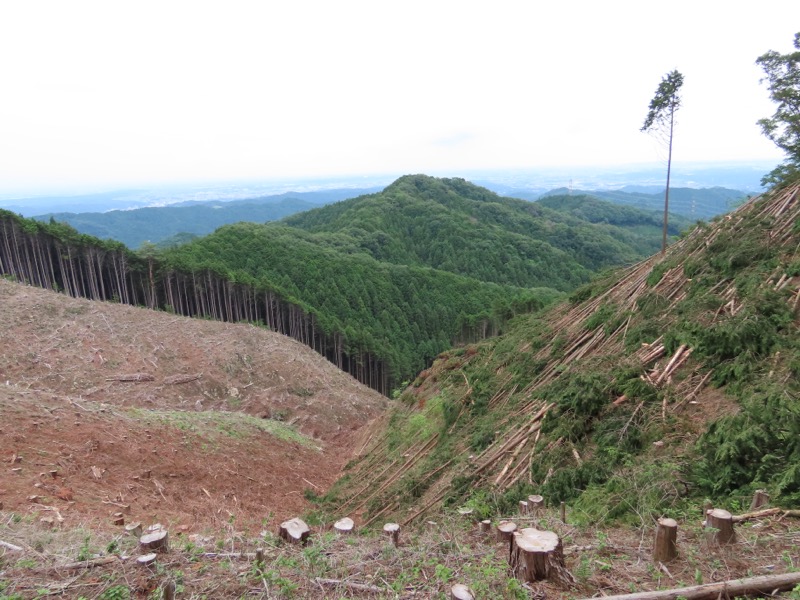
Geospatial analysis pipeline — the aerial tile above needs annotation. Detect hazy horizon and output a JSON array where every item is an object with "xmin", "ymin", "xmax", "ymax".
[
  {"xmin": 0, "ymin": 160, "xmax": 776, "ymax": 217},
  {"xmin": 1, "ymin": 1, "xmax": 797, "ymax": 198}
]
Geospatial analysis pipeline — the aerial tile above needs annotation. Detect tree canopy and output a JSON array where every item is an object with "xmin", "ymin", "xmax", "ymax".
[{"xmin": 757, "ymin": 32, "xmax": 800, "ymax": 186}]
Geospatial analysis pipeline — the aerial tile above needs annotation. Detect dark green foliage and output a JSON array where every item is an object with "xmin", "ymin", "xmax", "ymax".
[
  {"xmin": 695, "ymin": 387, "xmax": 800, "ymax": 505},
  {"xmin": 285, "ymin": 176, "xmax": 691, "ymax": 290},
  {"xmin": 756, "ymin": 32, "xmax": 800, "ymax": 187}
]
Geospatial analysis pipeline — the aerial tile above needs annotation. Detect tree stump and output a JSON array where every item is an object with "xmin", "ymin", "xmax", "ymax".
[
  {"xmin": 383, "ymin": 523, "xmax": 401, "ymax": 547},
  {"xmin": 519, "ymin": 500, "xmax": 529, "ymax": 515},
  {"xmin": 750, "ymin": 489, "xmax": 770, "ymax": 510},
  {"xmin": 112, "ymin": 513, "xmax": 125, "ymax": 526},
  {"xmin": 478, "ymin": 519, "xmax": 492, "ymax": 535},
  {"xmin": 560, "ymin": 501, "xmax": 566, "ymax": 523},
  {"xmin": 137, "ymin": 552, "xmax": 157, "ymax": 567},
  {"xmin": 334, "ymin": 517, "xmax": 355, "ymax": 535},
  {"xmin": 125, "ymin": 522, "xmax": 143, "ymax": 537},
  {"xmin": 450, "ymin": 583, "xmax": 475, "ymax": 600},
  {"xmin": 139, "ymin": 529, "xmax": 169, "ymax": 553},
  {"xmin": 528, "ymin": 494, "xmax": 544, "ymax": 512},
  {"xmin": 279, "ymin": 518, "xmax": 311, "ymax": 545},
  {"xmin": 705, "ymin": 508, "xmax": 735, "ymax": 545},
  {"xmin": 163, "ymin": 579, "xmax": 176, "ymax": 600},
  {"xmin": 652, "ymin": 518, "xmax": 678, "ymax": 563},
  {"xmin": 496, "ymin": 520, "xmax": 517, "ymax": 557},
  {"xmin": 510, "ymin": 528, "xmax": 574, "ymax": 584}
]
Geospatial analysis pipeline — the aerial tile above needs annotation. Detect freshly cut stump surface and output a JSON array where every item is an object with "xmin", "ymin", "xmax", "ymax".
[
  {"xmin": 653, "ymin": 517, "xmax": 678, "ymax": 563},
  {"xmin": 511, "ymin": 528, "xmax": 572, "ymax": 584},
  {"xmin": 333, "ymin": 517, "xmax": 355, "ymax": 534},
  {"xmin": 279, "ymin": 517, "xmax": 311, "ymax": 544},
  {"xmin": 450, "ymin": 583, "xmax": 475, "ymax": 600}
]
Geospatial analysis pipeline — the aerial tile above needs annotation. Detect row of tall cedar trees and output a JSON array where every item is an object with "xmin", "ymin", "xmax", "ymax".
[{"xmin": 0, "ymin": 210, "xmax": 504, "ymax": 395}]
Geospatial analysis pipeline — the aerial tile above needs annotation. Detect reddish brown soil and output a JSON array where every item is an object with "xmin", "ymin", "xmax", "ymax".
[{"xmin": 0, "ymin": 278, "xmax": 387, "ymax": 533}]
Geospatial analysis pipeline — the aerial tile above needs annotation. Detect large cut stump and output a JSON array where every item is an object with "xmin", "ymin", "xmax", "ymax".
[
  {"xmin": 705, "ymin": 508, "xmax": 735, "ymax": 545},
  {"xmin": 334, "ymin": 517, "xmax": 355, "ymax": 535},
  {"xmin": 652, "ymin": 518, "xmax": 678, "ymax": 563},
  {"xmin": 139, "ymin": 528, "xmax": 169, "ymax": 553},
  {"xmin": 279, "ymin": 518, "xmax": 310, "ymax": 545},
  {"xmin": 510, "ymin": 528, "xmax": 574, "ymax": 585}
]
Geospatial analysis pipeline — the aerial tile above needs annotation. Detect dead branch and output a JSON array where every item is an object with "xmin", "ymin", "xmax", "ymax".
[
  {"xmin": 578, "ymin": 570, "xmax": 800, "ymax": 600},
  {"xmin": 0, "ymin": 540, "xmax": 24, "ymax": 552},
  {"xmin": 314, "ymin": 578, "xmax": 384, "ymax": 594},
  {"xmin": 163, "ymin": 373, "xmax": 202, "ymax": 385}
]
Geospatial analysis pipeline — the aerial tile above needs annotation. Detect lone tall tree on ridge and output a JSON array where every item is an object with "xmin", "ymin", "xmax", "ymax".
[{"xmin": 641, "ymin": 69, "xmax": 684, "ymax": 255}]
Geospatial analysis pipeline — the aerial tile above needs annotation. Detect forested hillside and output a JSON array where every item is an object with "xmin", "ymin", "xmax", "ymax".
[
  {"xmin": 325, "ymin": 181, "xmax": 800, "ymax": 527},
  {"xmin": 283, "ymin": 174, "xmax": 689, "ymax": 287},
  {"xmin": 539, "ymin": 185, "xmax": 747, "ymax": 219},
  {"xmin": 0, "ymin": 175, "xmax": 699, "ymax": 396},
  {"xmin": 33, "ymin": 187, "xmax": 379, "ymax": 248}
]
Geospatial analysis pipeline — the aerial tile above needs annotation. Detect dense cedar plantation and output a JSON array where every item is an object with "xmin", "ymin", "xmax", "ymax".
[
  {"xmin": 0, "ymin": 175, "xmax": 695, "ymax": 395},
  {"xmin": 322, "ymin": 182, "xmax": 800, "ymax": 526},
  {"xmin": 283, "ymin": 174, "xmax": 692, "ymax": 288}
]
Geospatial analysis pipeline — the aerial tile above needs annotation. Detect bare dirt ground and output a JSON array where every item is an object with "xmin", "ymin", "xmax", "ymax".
[{"xmin": 0, "ymin": 278, "xmax": 387, "ymax": 534}]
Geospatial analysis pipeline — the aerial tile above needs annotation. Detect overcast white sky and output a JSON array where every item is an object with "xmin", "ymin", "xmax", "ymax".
[{"xmin": 1, "ymin": 1, "xmax": 798, "ymax": 194}]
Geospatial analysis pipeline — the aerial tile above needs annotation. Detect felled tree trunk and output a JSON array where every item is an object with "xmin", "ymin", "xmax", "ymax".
[
  {"xmin": 705, "ymin": 508, "xmax": 735, "ymax": 544},
  {"xmin": 652, "ymin": 518, "xmax": 678, "ymax": 563},
  {"xmin": 510, "ymin": 528, "xmax": 574, "ymax": 585},
  {"xmin": 580, "ymin": 571, "xmax": 800, "ymax": 600},
  {"xmin": 279, "ymin": 518, "xmax": 310, "ymax": 545}
]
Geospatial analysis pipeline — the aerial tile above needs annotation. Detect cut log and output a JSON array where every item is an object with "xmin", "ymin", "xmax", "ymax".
[
  {"xmin": 333, "ymin": 517, "xmax": 355, "ymax": 535},
  {"xmin": 510, "ymin": 528, "xmax": 574, "ymax": 585},
  {"xmin": 450, "ymin": 583, "xmax": 475, "ymax": 600},
  {"xmin": 139, "ymin": 529, "xmax": 169, "ymax": 553},
  {"xmin": 652, "ymin": 518, "xmax": 678, "ymax": 563},
  {"xmin": 705, "ymin": 508, "xmax": 735, "ymax": 544},
  {"xmin": 383, "ymin": 522, "xmax": 401, "ymax": 547},
  {"xmin": 136, "ymin": 553, "xmax": 157, "ymax": 567},
  {"xmin": 573, "ymin": 570, "xmax": 800, "ymax": 600},
  {"xmin": 749, "ymin": 489, "xmax": 770, "ymax": 510},
  {"xmin": 279, "ymin": 518, "xmax": 311, "ymax": 545}
]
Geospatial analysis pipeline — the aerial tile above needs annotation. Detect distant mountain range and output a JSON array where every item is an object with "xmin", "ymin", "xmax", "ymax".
[{"xmin": 26, "ymin": 183, "xmax": 743, "ymax": 249}]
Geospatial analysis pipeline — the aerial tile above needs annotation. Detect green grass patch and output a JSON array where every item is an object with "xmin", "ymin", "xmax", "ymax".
[{"xmin": 125, "ymin": 408, "xmax": 317, "ymax": 450}]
